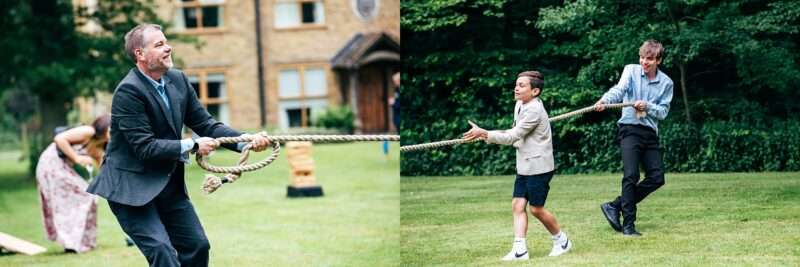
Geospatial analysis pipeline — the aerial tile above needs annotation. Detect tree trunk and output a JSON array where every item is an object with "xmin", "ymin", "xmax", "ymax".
[
  {"xmin": 19, "ymin": 123, "xmax": 28, "ymax": 161},
  {"xmin": 39, "ymin": 99, "xmax": 68, "ymax": 141},
  {"xmin": 678, "ymin": 63, "xmax": 691, "ymax": 123},
  {"xmin": 665, "ymin": 3, "xmax": 691, "ymax": 123},
  {"xmin": 25, "ymin": 99, "xmax": 68, "ymax": 179}
]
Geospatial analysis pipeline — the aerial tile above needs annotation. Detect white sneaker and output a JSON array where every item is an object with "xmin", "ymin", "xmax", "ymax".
[
  {"xmin": 501, "ymin": 249, "xmax": 529, "ymax": 261},
  {"xmin": 548, "ymin": 239, "xmax": 572, "ymax": 257}
]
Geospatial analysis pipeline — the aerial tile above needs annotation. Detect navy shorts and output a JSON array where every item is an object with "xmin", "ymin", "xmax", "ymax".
[{"xmin": 513, "ymin": 171, "xmax": 554, "ymax": 206}]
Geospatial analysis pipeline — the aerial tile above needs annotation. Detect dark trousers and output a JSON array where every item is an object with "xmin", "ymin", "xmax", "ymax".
[
  {"xmin": 108, "ymin": 171, "xmax": 210, "ymax": 267},
  {"xmin": 610, "ymin": 124, "xmax": 666, "ymax": 226}
]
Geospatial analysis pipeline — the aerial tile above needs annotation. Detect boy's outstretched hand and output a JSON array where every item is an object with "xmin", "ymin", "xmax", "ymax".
[{"xmin": 463, "ymin": 120, "xmax": 488, "ymax": 141}]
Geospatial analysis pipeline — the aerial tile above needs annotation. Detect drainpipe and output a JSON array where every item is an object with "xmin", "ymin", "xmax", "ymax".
[{"xmin": 254, "ymin": 0, "xmax": 267, "ymax": 127}]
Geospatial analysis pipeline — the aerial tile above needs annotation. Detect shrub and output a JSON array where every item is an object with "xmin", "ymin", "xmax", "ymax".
[
  {"xmin": 402, "ymin": 119, "xmax": 800, "ymax": 176},
  {"xmin": 313, "ymin": 106, "xmax": 354, "ymax": 133}
]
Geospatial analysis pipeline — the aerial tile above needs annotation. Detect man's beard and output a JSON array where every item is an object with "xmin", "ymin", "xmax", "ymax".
[{"xmin": 147, "ymin": 57, "xmax": 172, "ymax": 72}]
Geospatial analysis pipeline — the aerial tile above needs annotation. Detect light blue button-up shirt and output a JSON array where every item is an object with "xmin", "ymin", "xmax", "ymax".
[
  {"xmin": 139, "ymin": 68, "xmax": 247, "ymax": 158},
  {"xmin": 600, "ymin": 64, "xmax": 673, "ymax": 134},
  {"xmin": 141, "ymin": 71, "xmax": 169, "ymax": 109},
  {"xmin": 139, "ymin": 69, "xmax": 194, "ymax": 156}
]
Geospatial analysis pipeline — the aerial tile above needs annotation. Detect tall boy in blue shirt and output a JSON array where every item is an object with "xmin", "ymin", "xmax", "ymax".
[{"xmin": 595, "ymin": 39, "xmax": 674, "ymax": 236}]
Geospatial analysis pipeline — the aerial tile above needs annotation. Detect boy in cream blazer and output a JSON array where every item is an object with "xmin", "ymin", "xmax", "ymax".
[{"xmin": 464, "ymin": 71, "xmax": 572, "ymax": 261}]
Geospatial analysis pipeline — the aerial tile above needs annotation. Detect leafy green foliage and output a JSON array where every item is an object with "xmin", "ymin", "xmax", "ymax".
[
  {"xmin": 0, "ymin": 0, "xmax": 198, "ymax": 175},
  {"xmin": 661, "ymin": 121, "xmax": 800, "ymax": 172},
  {"xmin": 313, "ymin": 106, "xmax": 355, "ymax": 133},
  {"xmin": 401, "ymin": 0, "xmax": 800, "ymax": 176},
  {"xmin": 0, "ymin": 0, "xmax": 193, "ymax": 125}
]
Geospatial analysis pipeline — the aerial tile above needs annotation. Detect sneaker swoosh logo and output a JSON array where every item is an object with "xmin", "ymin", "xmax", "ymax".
[
  {"xmin": 515, "ymin": 251, "xmax": 528, "ymax": 258},
  {"xmin": 561, "ymin": 240, "xmax": 569, "ymax": 250}
]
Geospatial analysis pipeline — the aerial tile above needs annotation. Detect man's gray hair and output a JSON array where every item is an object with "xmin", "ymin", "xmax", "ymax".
[{"xmin": 124, "ymin": 24, "xmax": 162, "ymax": 63}]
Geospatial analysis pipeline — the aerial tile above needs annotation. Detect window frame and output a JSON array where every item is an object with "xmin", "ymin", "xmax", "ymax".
[
  {"xmin": 276, "ymin": 63, "xmax": 330, "ymax": 128},
  {"xmin": 176, "ymin": 0, "xmax": 227, "ymax": 34},
  {"xmin": 273, "ymin": 0, "xmax": 327, "ymax": 31},
  {"xmin": 184, "ymin": 68, "xmax": 231, "ymax": 125}
]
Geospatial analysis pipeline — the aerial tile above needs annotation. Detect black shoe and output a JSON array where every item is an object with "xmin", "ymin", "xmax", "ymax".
[
  {"xmin": 64, "ymin": 249, "xmax": 77, "ymax": 254},
  {"xmin": 600, "ymin": 202, "xmax": 622, "ymax": 232},
  {"xmin": 622, "ymin": 225, "xmax": 642, "ymax": 237}
]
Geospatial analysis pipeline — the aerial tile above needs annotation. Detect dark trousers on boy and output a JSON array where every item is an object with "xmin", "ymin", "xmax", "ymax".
[{"xmin": 602, "ymin": 124, "xmax": 665, "ymax": 235}]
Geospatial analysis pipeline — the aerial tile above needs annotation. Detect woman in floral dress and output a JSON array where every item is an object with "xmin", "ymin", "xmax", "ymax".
[{"xmin": 35, "ymin": 114, "xmax": 110, "ymax": 253}]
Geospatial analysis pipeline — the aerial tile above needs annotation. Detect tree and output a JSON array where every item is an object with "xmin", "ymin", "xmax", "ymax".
[
  {"xmin": 401, "ymin": 0, "xmax": 572, "ymax": 175},
  {"xmin": 0, "ymin": 0, "xmax": 196, "ymax": 174},
  {"xmin": 537, "ymin": 0, "xmax": 800, "ymax": 123},
  {"xmin": 401, "ymin": 0, "xmax": 800, "ymax": 176},
  {"xmin": 0, "ymin": 0, "xmax": 195, "ymax": 136},
  {"xmin": 2, "ymin": 89, "xmax": 38, "ymax": 160}
]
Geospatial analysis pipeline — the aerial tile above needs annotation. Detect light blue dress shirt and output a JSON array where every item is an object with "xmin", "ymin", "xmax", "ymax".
[
  {"xmin": 139, "ymin": 70, "xmax": 196, "ymax": 155},
  {"xmin": 140, "ymin": 69, "xmax": 247, "ymax": 156},
  {"xmin": 600, "ymin": 64, "xmax": 674, "ymax": 134}
]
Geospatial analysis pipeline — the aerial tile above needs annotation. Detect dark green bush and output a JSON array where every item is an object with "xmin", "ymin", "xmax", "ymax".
[
  {"xmin": 313, "ymin": 106, "xmax": 354, "ymax": 133},
  {"xmin": 402, "ymin": 118, "xmax": 800, "ymax": 176}
]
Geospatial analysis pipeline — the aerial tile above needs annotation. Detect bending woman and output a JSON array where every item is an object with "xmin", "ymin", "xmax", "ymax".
[{"xmin": 35, "ymin": 114, "xmax": 110, "ymax": 253}]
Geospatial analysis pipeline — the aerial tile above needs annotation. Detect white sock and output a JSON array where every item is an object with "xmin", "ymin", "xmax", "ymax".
[
  {"xmin": 512, "ymin": 237, "xmax": 527, "ymax": 252},
  {"xmin": 552, "ymin": 231, "xmax": 567, "ymax": 243}
]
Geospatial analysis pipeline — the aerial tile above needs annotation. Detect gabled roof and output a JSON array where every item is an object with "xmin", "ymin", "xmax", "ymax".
[{"xmin": 331, "ymin": 32, "xmax": 400, "ymax": 69}]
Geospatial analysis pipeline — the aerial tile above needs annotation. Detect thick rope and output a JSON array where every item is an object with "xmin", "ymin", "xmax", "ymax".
[
  {"xmin": 400, "ymin": 102, "xmax": 639, "ymax": 152},
  {"xmin": 198, "ymin": 132, "xmax": 400, "ymax": 193}
]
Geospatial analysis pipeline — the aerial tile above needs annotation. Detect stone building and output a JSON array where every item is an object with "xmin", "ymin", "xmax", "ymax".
[
  {"xmin": 157, "ymin": 0, "xmax": 400, "ymax": 132},
  {"xmin": 76, "ymin": 0, "xmax": 400, "ymax": 133}
]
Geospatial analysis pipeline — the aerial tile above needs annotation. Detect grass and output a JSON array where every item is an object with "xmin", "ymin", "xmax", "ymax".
[
  {"xmin": 401, "ymin": 172, "xmax": 800, "ymax": 266},
  {"xmin": 0, "ymin": 142, "xmax": 399, "ymax": 267}
]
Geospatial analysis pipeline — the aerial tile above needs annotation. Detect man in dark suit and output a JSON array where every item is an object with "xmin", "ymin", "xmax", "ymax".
[{"xmin": 87, "ymin": 24, "xmax": 269, "ymax": 267}]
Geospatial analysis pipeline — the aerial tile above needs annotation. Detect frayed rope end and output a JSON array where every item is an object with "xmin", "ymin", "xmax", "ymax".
[{"xmin": 202, "ymin": 174, "xmax": 224, "ymax": 194}]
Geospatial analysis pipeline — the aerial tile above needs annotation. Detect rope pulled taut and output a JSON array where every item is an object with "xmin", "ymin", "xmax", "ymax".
[
  {"xmin": 197, "ymin": 132, "xmax": 400, "ymax": 194},
  {"xmin": 400, "ymin": 103, "xmax": 639, "ymax": 152},
  {"xmin": 549, "ymin": 102, "xmax": 637, "ymax": 122}
]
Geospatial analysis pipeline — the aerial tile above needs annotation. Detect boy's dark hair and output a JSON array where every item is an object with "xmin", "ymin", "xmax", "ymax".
[{"xmin": 518, "ymin": 71, "xmax": 544, "ymax": 93}]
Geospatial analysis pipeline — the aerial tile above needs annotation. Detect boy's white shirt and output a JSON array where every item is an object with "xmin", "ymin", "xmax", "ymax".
[{"xmin": 486, "ymin": 97, "xmax": 555, "ymax": 175}]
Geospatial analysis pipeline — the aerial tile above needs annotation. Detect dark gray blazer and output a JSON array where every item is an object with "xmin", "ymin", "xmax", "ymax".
[{"xmin": 88, "ymin": 68, "xmax": 241, "ymax": 206}]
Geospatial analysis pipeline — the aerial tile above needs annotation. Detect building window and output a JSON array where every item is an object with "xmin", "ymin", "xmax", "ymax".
[
  {"xmin": 277, "ymin": 66, "xmax": 328, "ymax": 128},
  {"xmin": 286, "ymin": 107, "xmax": 310, "ymax": 127},
  {"xmin": 187, "ymin": 70, "xmax": 230, "ymax": 125},
  {"xmin": 174, "ymin": 0, "xmax": 225, "ymax": 32},
  {"xmin": 274, "ymin": 0, "xmax": 325, "ymax": 29}
]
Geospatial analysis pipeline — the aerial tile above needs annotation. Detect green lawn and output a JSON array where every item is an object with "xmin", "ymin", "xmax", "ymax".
[
  {"xmin": 0, "ymin": 142, "xmax": 399, "ymax": 267},
  {"xmin": 401, "ymin": 172, "xmax": 800, "ymax": 266}
]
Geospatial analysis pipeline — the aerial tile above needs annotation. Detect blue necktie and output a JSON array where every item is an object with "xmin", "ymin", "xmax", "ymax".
[
  {"xmin": 156, "ymin": 85, "xmax": 170, "ymax": 110},
  {"xmin": 157, "ymin": 84, "xmax": 186, "ymax": 162}
]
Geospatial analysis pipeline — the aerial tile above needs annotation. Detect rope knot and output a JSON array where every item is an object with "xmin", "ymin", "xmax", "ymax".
[
  {"xmin": 197, "ymin": 133, "xmax": 281, "ymax": 194},
  {"xmin": 202, "ymin": 174, "xmax": 223, "ymax": 193}
]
